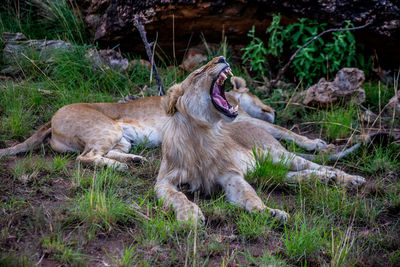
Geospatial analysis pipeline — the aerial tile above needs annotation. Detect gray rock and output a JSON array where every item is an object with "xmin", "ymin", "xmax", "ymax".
[{"xmin": 296, "ymin": 68, "xmax": 366, "ymax": 106}]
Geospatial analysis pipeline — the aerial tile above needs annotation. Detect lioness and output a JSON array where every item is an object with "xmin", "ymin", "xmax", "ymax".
[
  {"xmin": 155, "ymin": 57, "xmax": 366, "ymax": 222},
  {"xmin": 0, "ymin": 76, "xmax": 328, "ymax": 169}
]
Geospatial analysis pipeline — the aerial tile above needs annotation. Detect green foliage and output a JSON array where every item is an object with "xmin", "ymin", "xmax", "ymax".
[
  {"xmin": 283, "ymin": 213, "xmax": 328, "ymax": 262},
  {"xmin": 241, "ymin": 26, "xmax": 267, "ymax": 76},
  {"xmin": 0, "ymin": 0, "xmax": 89, "ymax": 44},
  {"xmin": 243, "ymin": 14, "xmax": 369, "ymax": 85},
  {"xmin": 32, "ymin": 0, "xmax": 88, "ymax": 44},
  {"xmin": 235, "ymin": 211, "xmax": 279, "ymax": 241},
  {"xmin": 363, "ymin": 82, "xmax": 395, "ymax": 111},
  {"xmin": 71, "ymin": 168, "xmax": 138, "ymax": 233},
  {"xmin": 347, "ymin": 144, "xmax": 400, "ymax": 174},
  {"xmin": 0, "ymin": 253, "xmax": 31, "ymax": 267},
  {"xmin": 307, "ymin": 105, "xmax": 358, "ymax": 141},
  {"xmin": 42, "ymin": 236, "xmax": 86, "ymax": 265},
  {"xmin": 246, "ymin": 148, "xmax": 291, "ymax": 189}
]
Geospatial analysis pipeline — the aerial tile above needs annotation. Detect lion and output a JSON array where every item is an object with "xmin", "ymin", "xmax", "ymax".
[
  {"xmin": 0, "ymin": 74, "xmax": 330, "ymax": 169},
  {"xmin": 155, "ymin": 56, "xmax": 366, "ymax": 223}
]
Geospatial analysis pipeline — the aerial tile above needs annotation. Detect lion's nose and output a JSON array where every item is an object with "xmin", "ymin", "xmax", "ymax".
[{"xmin": 217, "ymin": 56, "xmax": 226, "ymax": 64}]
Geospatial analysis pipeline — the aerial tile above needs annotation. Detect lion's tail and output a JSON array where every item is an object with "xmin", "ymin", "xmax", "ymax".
[
  {"xmin": 0, "ymin": 122, "xmax": 52, "ymax": 156},
  {"xmin": 298, "ymin": 143, "xmax": 361, "ymax": 162},
  {"xmin": 298, "ymin": 132, "xmax": 390, "ymax": 162}
]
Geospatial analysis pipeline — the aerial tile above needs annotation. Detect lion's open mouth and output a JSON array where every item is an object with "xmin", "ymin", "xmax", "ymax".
[{"xmin": 211, "ymin": 66, "xmax": 238, "ymax": 118}]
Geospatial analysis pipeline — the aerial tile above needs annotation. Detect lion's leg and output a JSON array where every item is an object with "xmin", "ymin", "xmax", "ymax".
[
  {"xmin": 217, "ymin": 172, "xmax": 288, "ymax": 221},
  {"xmin": 243, "ymin": 117, "xmax": 329, "ymax": 151},
  {"xmin": 279, "ymin": 151, "xmax": 366, "ymax": 187},
  {"xmin": 155, "ymin": 178, "xmax": 205, "ymax": 223},
  {"xmin": 77, "ymin": 150, "xmax": 129, "ymax": 171},
  {"xmin": 76, "ymin": 135, "xmax": 131, "ymax": 171},
  {"xmin": 104, "ymin": 137, "xmax": 146, "ymax": 164}
]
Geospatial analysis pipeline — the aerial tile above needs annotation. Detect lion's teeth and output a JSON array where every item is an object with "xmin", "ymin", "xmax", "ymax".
[
  {"xmin": 227, "ymin": 70, "xmax": 233, "ymax": 76},
  {"xmin": 220, "ymin": 73, "xmax": 227, "ymax": 80},
  {"xmin": 234, "ymin": 105, "xmax": 238, "ymax": 112}
]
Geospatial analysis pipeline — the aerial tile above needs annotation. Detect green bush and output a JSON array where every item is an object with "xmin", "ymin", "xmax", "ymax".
[{"xmin": 242, "ymin": 14, "xmax": 370, "ymax": 85}]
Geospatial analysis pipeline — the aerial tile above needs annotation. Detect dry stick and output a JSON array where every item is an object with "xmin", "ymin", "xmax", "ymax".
[
  {"xmin": 133, "ymin": 16, "xmax": 165, "ymax": 96},
  {"xmin": 271, "ymin": 21, "xmax": 373, "ymax": 86}
]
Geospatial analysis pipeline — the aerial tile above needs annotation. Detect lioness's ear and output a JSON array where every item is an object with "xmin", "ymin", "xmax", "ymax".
[
  {"xmin": 165, "ymin": 84, "xmax": 184, "ymax": 115},
  {"xmin": 230, "ymin": 76, "xmax": 247, "ymax": 91}
]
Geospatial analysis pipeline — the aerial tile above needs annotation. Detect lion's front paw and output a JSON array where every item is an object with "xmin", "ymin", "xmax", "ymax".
[
  {"xmin": 348, "ymin": 175, "xmax": 366, "ymax": 188},
  {"xmin": 176, "ymin": 203, "xmax": 205, "ymax": 224},
  {"xmin": 269, "ymin": 208, "xmax": 289, "ymax": 222},
  {"xmin": 312, "ymin": 139, "xmax": 328, "ymax": 151},
  {"xmin": 131, "ymin": 155, "xmax": 147, "ymax": 164}
]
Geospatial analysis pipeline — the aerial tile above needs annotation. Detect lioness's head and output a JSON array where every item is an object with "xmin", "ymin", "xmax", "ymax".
[
  {"xmin": 229, "ymin": 76, "xmax": 275, "ymax": 123},
  {"xmin": 165, "ymin": 56, "xmax": 237, "ymax": 123}
]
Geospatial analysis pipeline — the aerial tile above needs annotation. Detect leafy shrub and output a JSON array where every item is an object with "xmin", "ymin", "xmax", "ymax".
[{"xmin": 242, "ymin": 14, "xmax": 369, "ymax": 85}]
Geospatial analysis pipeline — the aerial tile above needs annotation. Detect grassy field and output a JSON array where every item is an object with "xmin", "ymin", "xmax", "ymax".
[{"xmin": 1, "ymin": 2, "xmax": 400, "ymax": 266}]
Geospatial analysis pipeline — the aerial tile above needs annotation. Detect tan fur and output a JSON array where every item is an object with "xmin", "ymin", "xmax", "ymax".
[{"xmin": 156, "ymin": 57, "xmax": 366, "ymax": 223}]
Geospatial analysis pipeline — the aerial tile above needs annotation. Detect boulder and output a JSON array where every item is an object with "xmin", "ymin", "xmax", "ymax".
[{"xmin": 296, "ymin": 68, "xmax": 366, "ymax": 106}]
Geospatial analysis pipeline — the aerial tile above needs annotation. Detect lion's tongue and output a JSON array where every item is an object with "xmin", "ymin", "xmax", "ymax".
[{"xmin": 212, "ymin": 85, "xmax": 229, "ymax": 109}]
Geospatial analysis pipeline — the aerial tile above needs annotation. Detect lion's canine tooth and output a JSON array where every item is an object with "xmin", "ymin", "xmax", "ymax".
[
  {"xmin": 227, "ymin": 70, "xmax": 233, "ymax": 76},
  {"xmin": 220, "ymin": 73, "xmax": 227, "ymax": 79}
]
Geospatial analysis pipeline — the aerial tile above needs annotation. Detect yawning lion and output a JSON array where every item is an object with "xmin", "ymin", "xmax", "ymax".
[{"xmin": 156, "ymin": 57, "xmax": 366, "ymax": 222}]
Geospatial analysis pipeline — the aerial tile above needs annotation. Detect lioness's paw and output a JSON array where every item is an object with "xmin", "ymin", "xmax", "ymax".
[
  {"xmin": 115, "ymin": 163, "xmax": 129, "ymax": 171},
  {"xmin": 131, "ymin": 155, "xmax": 147, "ymax": 164},
  {"xmin": 176, "ymin": 203, "xmax": 205, "ymax": 224},
  {"xmin": 269, "ymin": 208, "xmax": 289, "ymax": 222},
  {"xmin": 348, "ymin": 175, "xmax": 366, "ymax": 188},
  {"xmin": 311, "ymin": 139, "xmax": 328, "ymax": 151}
]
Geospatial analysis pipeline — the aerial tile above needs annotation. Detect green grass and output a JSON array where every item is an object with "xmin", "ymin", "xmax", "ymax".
[
  {"xmin": 42, "ymin": 235, "xmax": 86, "ymax": 265},
  {"xmin": 71, "ymin": 168, "xmax": 138, "ymax": 233},
  {"xmin": 364, "ymin": 81, "xmax": 395, "ymax": 111},
  {"xmin": 283, "ymin": 212, "xmax": 328, "ymax": 263},
  {"xmin": 246, "ymin": 148, "xmax": 291, "ymax": 190},
  {"xmin": 0, "ymin": 0, "xmax": 89, "ymax": 44},
  {"xmin": 307, "ymin": 105, "xmax": 359, "ymax": 141}
]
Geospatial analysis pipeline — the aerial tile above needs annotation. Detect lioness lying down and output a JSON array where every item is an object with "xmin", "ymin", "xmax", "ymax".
[
  {"xmin": 0, "ymin": 75, "xmax": 328, "ymax": 169},
  {"xmin": 156, "ymin": 57, "xmax": 366, "ymax": 222}
]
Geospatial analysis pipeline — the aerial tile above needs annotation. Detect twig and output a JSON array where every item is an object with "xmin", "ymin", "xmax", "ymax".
[
  {"xmin": 133, "ymin": 15, "xmax": 165, "ymax": 96},
  {"xmin": 271, "ymin": 21, "xmax": 373, "ymax": 86}
]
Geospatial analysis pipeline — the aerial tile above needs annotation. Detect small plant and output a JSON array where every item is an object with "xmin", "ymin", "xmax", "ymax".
[
  {"xmin": 11, "ymin": 156, "xmax": 44, "ymax": 183},
  {"xmin": 71, "ymin": 168, "xmax": 136, "ymax": 232},
  {"xmin": 235, "ymin": 211, "xmax": 279, "ymax": 241},
  {"xmin": 110, "ymin": 244, "xmax": 138, "ymax": 267},
  {"xmin": 246, "ymin": 148, "xmax": 291, "ymax": 190},
  {"xmin": 42, "ymin": 236, "xmax": 86, "ymax": 265},
  {"xmin": 48, "ymin": 155, "xmax": 71, "ymax": 174},
  {"xmin": 283, "ymin": 213, "xmax": 328, "ymax": 262}
]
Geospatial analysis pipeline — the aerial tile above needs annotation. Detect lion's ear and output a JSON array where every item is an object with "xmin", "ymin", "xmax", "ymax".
[
  {"xmin": 165, "ymin": 84, "xmax": 184, "ymax": 115},
  {"xmin": 230, "ymin": 76, "xmax": 247, "ymax": 91}
]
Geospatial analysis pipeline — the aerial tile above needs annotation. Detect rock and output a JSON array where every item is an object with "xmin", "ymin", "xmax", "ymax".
[
  {"xmin": 1, "ymin": 32, "xmax": 73, "ymax": 72},
  {"xmin": 76, "ymin": 0, "xmax": 400, "ymax": 68},
  {"xmin": 1, "ymin": 32, "xmax": 149, "ymax": 74},
  {"xmin": 296, "ymin": 68, "xmax": 366, "ymax": 106},
  {"xmin": 180, "ymin": 46, "xmax": 207, "ymax": 72},
  {"xmin": 86, "ymin": 48, "xmax": 130, "ymax": 71}
]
